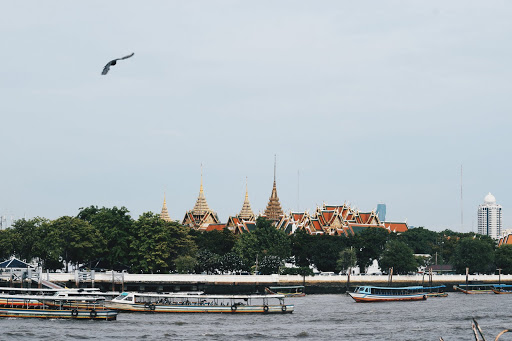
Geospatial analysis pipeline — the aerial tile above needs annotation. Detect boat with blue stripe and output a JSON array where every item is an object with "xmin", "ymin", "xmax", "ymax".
[{"xmin": 349, "ymin": 286, "xmax": 429, "ymax": 302}]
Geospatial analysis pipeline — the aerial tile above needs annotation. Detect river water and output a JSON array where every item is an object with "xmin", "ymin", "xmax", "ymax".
[{"xmin": 1, "ymin": 293, "xmax": 510, "ymax": 340}]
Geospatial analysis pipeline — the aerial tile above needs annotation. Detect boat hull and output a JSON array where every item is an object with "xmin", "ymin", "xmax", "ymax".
[
  {"xmin": 106, "ymin": 302, "xmax": 294, "ymax": 314},
  {"xmin": 349, "ymin": 292, "xmax": 427, "ymax": 303},
  {"xmin": 0, "ymin": 307, "xmax": 118, "ymax": 320}
]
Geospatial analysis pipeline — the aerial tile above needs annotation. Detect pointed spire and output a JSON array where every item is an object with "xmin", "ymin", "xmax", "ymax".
[
  {"xmin": 160, "ymin": 192, "xmax": 171, "ymax": 222},
  {"xmin": 264, "ymin": 156, "xmax": 284, "ymax": 221},
  {"xmin": 239, "ymin": 177, "xmax": 255, "ymax": 220},
  {"xmin": 193, "ymin": 164, "xmax": 211, "ymax": 215}
]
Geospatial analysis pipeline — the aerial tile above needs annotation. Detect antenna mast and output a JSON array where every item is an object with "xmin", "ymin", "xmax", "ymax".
[{"xmin": 461, "ymin": 164, "xmax": 463, "ymax": 231}]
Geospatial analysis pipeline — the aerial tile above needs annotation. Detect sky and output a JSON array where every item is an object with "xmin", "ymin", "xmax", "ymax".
[{"xmin": 1, "ymin": 1, "xmax": 511, "ymax": 232}]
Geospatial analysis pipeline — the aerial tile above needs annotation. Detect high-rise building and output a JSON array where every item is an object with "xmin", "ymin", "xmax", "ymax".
[
  {"xmin": 376, "ymin": 203, "xmax": 386, "ymax": 222},
  {"xmin": 478, "ymin": 192, "xmax": 502, "ymax": 239}
]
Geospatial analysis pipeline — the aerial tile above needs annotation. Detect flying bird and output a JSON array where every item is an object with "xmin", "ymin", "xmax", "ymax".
[{"xmin": 101, "ymin": 53, "xmax": 134, "ymax": 75}]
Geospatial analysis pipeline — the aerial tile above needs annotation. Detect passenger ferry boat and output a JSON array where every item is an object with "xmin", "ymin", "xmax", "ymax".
[
  {"xmin": 453, "ymin": 284, "xmax": 495, "ymax": 294},
  {"xmin": 0, "ymin": 294, "xmax": 118, "ymax": 320},
  {"xmin": 265, "ymin": 286, "xmax": 305, "ymax": 297},
  {"xmin": 106, "ymin": 292, "xmax": 294, "ymax": 314},
  {"xmin": 349, "ymin": 286, "xmax": 428, "ymax": 303}
]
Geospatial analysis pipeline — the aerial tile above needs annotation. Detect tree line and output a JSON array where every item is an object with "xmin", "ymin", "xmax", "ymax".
[{"xmin": 0, "ymin": 205, "xmax": 511, "ymax": 275}]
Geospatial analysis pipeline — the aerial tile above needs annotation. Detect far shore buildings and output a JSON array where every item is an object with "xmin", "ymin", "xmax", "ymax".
[
  {"xmin": 160, "ymin": 164, "xmax": 408, "ymax": 236},
  {"xmin": 478, "ymin": 192, "xmax": 502, "ymax": 239}
]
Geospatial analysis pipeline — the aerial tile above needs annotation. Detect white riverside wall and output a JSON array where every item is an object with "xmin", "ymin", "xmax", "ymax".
[{"xmin": 43, "ymin": 273, "xmax": 512, "ymax": 286}]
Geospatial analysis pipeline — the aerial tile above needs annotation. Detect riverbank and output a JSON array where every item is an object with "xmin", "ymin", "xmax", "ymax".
[{"xmin": 3, "ymin": 273, "xmax": 511, "ymax": 294}]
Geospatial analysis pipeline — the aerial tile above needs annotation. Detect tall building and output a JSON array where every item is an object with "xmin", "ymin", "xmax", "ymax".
[
  {"xmin": 478, "ymin": 192, "xmax": 502, "ymax": 239},
  {"xmin": 376, "ymin": 203, "xmax": 386, "ymax": 222}
]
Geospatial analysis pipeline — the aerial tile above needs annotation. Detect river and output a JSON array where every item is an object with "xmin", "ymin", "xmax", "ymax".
[{"xmin": 1, "ymin": 293, "xmax": 510, "ymax": 340}]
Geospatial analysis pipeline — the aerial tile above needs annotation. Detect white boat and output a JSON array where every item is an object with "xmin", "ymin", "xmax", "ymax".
[
  {"xmin": 106, "ymin": 292, "xmax": 294, "ymax": 314},
  {"xmin": 0, "ymin": 294, "xmax": 118, "ymax": 320},
  {"xmin": 349, "ymin": 286, "xmax": 428, "ymax": 302}
]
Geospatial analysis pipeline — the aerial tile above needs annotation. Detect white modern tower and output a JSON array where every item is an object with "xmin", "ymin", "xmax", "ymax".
[{"xmin": 477, "ymin": 193, "xmax": 502, "ymax": 239}]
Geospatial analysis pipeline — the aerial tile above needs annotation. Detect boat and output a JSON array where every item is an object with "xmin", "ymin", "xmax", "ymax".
[
  {"xmin": 0, "ymin": 294, "xmax": 118, "ymax": 320},
  {"xmin": 422, "ymin": 285, "xmax": 448, "ymax": 297},
  {"xmin": 348, "ymin": 286, "xmax": 428, "ymax": 303},
  {"xmin": 491, "ymin": 284, "xmax": 512, "ymax": 294},
  {"xmin": 106, "ymin": 292, "xmax": 294, "ymax": 313},
  {"xmin": 453, "ymin": 284, "xmax": 496, "ymax": 294},
  {"xmin": 265, "ymin": 285, "xmax": 305, "ymax": 297}
]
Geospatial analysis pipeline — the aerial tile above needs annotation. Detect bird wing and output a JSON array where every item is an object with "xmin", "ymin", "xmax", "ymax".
[
  {"xmin": 116, "ymin": 52, "xmax": 134, "ymax": 61},
  {"xmin": 101, "ymin": 61, "xmax": 112, "ymax": 75}
]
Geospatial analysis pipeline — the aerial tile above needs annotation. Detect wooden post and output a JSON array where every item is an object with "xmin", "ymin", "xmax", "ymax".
[{"xmin": 465, "ymin": 267, "xmax": 469, "ymax": 294}]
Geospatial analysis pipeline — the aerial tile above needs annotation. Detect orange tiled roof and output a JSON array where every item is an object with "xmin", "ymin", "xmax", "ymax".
[
  {"xmin": 383, "ymin": 222, "xmax": 408, "ymax": 233},
  {"xmin": 205, "ymin": 224, "xmax": 226, "ymax": 231}
]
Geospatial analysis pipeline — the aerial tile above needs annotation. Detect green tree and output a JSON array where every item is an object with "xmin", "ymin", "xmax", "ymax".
[
  {"xmin": 310, "ymin": 235, "xmax": 346, "ymax": 272},
  {"xmin": 233, "ymin": 217, "xmax": 291, "ymax": 268},
  {"xmin": 77, "ymin": 206, "xmax": 133, "ymax": 269},
  {"xmin": 353, "ymin": 227, "xmax": 392, "ymax": 270},
  {"xmin": 219, "ymin": 252, "xmax": 244, "ymax": 274},
  {"xmin": 174, "ymin": 255, "xmax": 197, "ymax": 274},
  {"xmin": 130, "ymin": 212, "xmax": 196, "ymax": 273},
  {"xmin": 290, "ymin": 229, "xmax": 314, "ymax": 267},
  {"xmin": 399, "ymin": 227, "xmax": 438, "ymax": 254},
  {"xmin": 496, "ymin": 245, "xmax": 512, "ymax": 274},
  {"xmin": 258, "ymin": 255, "xmax": 282, "ymax": 275},
  {"xmin": 453, "ymin": 237, "xmax": 495, "ymax": 274},
  {"xmin": 336, "ymin": 248, "xmax": 357, "ymax": 274},
  {"xmin": 0, "ymin": 229, "xmax": 15, "ymax": 260},
  {"xmin": 48, "ymin": 216, "xmax": 106, "ymax": 272},
  {"xmin": 195, "ymin": 249, "xmax": 221, "ymax": 274},
  {"xmin": 191, "ymin": 228, "xmax": 236, "ymax": 256},
  {"xmin": 379, "ymin": 240, "xmax": 418, "ymax": 274},
  {"xmin": 10, "ymin": 217, "xmax": 49, "ymax": 262}
]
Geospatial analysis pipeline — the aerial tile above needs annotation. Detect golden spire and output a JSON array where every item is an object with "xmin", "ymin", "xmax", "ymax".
[
  {"xmin": 239, "ymin": 177, "xmax": 255, "ymax": 220},
  {"xmin": 263, "ymin": 155, "xmax": 284, "ymax": 221},
  {"xmin": 160, "ymin": 192, "xmax": 171, "ymax": 222},
  {"xmin": 193, "ymin": 164, "xmax": 211, "ymax": 215}
]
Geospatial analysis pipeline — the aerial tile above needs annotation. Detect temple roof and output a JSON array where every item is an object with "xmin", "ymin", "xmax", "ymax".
[
  {"xmin": 159, "ymin": 193, "xmax": 172, "ymax": 222},
  {"xmin": 192, "ymin": 170, "xmax": 212, "ymax": 216},
  {"xmin": 263, "ymin": 179, "xmax": 284, "ymax": 221},
  {"xmin": 238, "ymin": 181, "xmax": 255, "ymax": 220}
]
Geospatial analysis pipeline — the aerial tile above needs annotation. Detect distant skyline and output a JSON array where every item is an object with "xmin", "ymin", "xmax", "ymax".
[{"xmin": 1, "ymin": 1, "xmax": 511, "ymax": 231}]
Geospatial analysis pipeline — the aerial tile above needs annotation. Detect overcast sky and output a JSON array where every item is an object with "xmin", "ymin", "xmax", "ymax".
[{"xmin": 1, "ymin": 1, "xmax": 511, "ymax": 231}]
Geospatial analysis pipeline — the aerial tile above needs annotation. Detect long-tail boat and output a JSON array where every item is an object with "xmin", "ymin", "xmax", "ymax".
[
  {"xmin": 453, "ymin": 284, "xmax": 496, "ymax": 294},
  {"xmin": 265, "ymin": 286, "xmax": 305, "ymax": 297},
  {"xmin": 492, "ymin": 284, "xmax": 512, "ymax": 294}
]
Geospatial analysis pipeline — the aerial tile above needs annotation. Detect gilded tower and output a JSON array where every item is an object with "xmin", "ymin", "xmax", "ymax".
[
  {"xmin": 263, "ymin": 156, "xmax": 284, "ymax": 221},
  {"xmin": 182, "ymin": 166, "xmax": 220, "ymax": 228},
  {"xmin": 160, "ymin": 193, "xmax": 172, "ymax": 222},
  {"xmin": 238, "ymin": 179, "xmax": 255, "ymax": 221}
]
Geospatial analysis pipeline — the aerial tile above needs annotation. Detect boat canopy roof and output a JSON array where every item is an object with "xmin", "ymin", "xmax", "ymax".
[
  {"xmin": 0, "ymin": 287, "xmax": 101, "ymax": 293},
  {"xmin": 118, "ymin": 292, "xmax": 285, "ymax": 299},
  {"xmin": 356, "ymin": 285, "xmax": 425, "ymax": 290},
  {"xmin": 0, "ymin": 294, "xmax": 105, "ymax": 301}
]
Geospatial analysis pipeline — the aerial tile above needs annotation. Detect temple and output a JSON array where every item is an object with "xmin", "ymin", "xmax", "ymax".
[
  {"xmin": 275, "ymin": 203, "xmax": 408, "ymax": 236},
  {"xmin": 159, "ymin": 193, "xmax": 172, "ymax": 222},
  {"xmin": 262, "ymin": 157, "xmax": 284, "ymax": 222},
  {"xmin": 182, "ymin": 169, "xmax": 220, "ymax": 230},
  {"xmin": 238, "ymin": 180, "xmax": 255, "ymax": 221}
]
